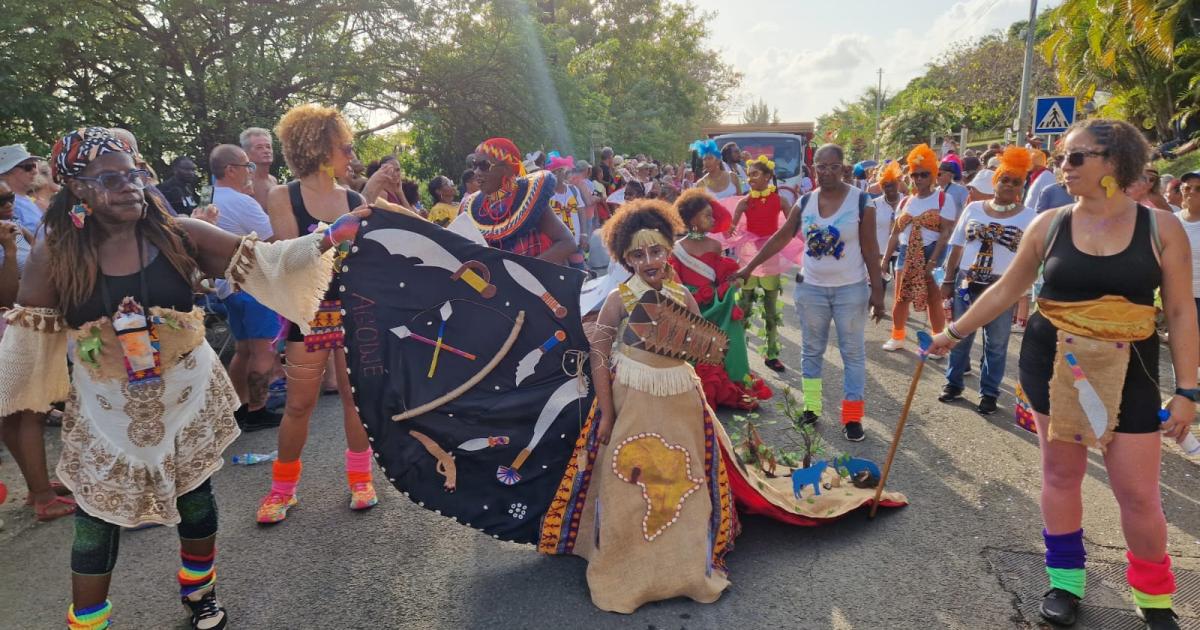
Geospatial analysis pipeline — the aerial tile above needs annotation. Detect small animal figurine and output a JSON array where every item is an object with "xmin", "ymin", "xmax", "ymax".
[{"xmin": 791, "ymin": 460, "xmax": 828, "ymax": 498}]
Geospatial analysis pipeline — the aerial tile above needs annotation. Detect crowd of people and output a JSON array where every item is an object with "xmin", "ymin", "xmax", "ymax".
[{"xmin": 0, "ymin": 107, "xmax": 1195, "ymax": 628}]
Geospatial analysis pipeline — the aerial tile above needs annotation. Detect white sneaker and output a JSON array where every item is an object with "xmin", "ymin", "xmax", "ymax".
[
  {"xmin": 926, "ymin": 350, "xmax": 946, "ymax": 361},
  {"xmin": 882, "ymin": 338, "xmax": 905, "ymax": 352}
]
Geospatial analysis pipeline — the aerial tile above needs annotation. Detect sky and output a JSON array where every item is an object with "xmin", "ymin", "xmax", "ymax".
[{"xmin": 687, "ymin": 0, "xmax": 1062, "ymax": 123}]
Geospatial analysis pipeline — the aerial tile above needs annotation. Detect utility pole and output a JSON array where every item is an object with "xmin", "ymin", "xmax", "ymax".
[
  {"xmin": 1015, "ymin": 0, "xmax": 1039, "ymax": 143},
  {"xmin": 873, "ymin": 68, "xmax": 883, "ymax": 161}
]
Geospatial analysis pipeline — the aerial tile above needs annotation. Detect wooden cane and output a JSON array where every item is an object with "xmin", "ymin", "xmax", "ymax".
[{"xmin": 870, "ymin": 330, "xmax": 933, "ymax": 518}]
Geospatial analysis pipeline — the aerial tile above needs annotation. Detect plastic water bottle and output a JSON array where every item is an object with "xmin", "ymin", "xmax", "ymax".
[
  {"xmin": 231, "ymin": 450, "xmax": 278, "ymax": 465},
  {"xmin": 1157, "ymin": 410, "xmax": 1200, "ymax": 456}
]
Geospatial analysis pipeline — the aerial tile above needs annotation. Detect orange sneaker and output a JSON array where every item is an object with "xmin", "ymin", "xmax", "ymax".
[
  {"xmin": 256, "ymin": 491, "xmax": 297, "ymax": 524},
  {"xmin": 349, "ymin": 481, "xmax": 378, "ymax": 511}
]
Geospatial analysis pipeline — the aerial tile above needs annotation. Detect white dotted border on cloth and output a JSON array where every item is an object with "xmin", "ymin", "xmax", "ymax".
[{"xmin": 610, "ymin": 432, "xmax": 703, "ymax": 542}]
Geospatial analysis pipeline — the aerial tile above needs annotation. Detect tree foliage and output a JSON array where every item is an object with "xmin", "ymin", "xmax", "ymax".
[
  {"xmin": 741, "ymin": 98, "xmax": 781, "ymax": 126},
  {"xmin": 0, "ymin": 0, "xmax": 737, "ymax": 179}
]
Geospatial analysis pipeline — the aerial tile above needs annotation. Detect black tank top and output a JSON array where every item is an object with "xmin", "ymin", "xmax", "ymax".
[
  {"xmin": 65, "ymin": 250, "xmax": 195, "ymax": 328},
  {"xmin": 1040, "ymin": 204, "xmax": 1160, "ymax": 306},
  {"xmin": 286, "ymin": 181, "xmax": 363, "ymax": 301}
]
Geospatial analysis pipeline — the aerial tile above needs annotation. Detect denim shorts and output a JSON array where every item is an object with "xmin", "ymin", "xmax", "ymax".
[{"xmin": 223, "ymin": 292, "xmax": 282, "ymax": 341}]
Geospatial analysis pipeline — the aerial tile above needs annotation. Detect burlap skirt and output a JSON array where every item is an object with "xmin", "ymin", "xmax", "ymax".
[{"xmin": 571, "ymin": 347, "xmax": 733, "ymax": 613}]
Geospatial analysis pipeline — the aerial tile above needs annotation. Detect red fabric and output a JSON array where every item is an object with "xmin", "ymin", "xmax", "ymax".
[
  {"xmin": 1126, "ymin": 551, "xmax": 1176, "ymax": 596},
  {"xmin": 708, "ymin": 198, "xmax": 733, "ymax": 233},
  {"xmin": 744, "ymin": 192, "xmax": 783, "ymax": 237},
  {"xmin": 721, "ymin": 448, "xmax": 907, "ymax": 526},
  {"xmin": 841, "ymin": 399, "xmax": 864, "ymax": 424},
  {"xmin": 669, "ymin": 251, "xmax": 741, "ymax": 299},
  {"xmin": 696, "ymin": 363, "xmax": 757, "ymax": 410}
]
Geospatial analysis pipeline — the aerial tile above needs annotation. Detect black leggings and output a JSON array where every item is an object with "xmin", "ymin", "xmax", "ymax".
[{"xmin": 71, "ymin": 479, "xmax": 218, "ymax": 576}]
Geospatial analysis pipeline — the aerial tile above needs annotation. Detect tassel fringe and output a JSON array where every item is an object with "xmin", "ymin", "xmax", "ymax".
[
  {"xmin": 4, "ymin": 305, "xmax": 66, "ymax": 332},
  {"xmin": 613, "ymin": 352, "xmax": 696, "ymax": 397}
]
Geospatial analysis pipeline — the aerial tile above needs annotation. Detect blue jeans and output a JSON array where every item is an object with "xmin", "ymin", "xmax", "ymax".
[
  {"xmin": 945, "ymin": 272, "xmax": 1015, "ymax": 397},
  {"xmin": 794, "ymin": 281, "xmax": 869, "ymax": 400}
]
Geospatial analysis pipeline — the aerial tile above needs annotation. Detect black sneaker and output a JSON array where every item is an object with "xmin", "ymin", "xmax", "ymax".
[
  {"xmin": 764, "ymin": 358, "xmax": 786, "ymax": 373},
  {"xmin": 233, "ymin": 404, "xmax": 248, "ymax": 426},
  {"xmin": 802, "ymin": 411, "xmax": 819, "ymax": 426},
  {"xmin": 1039, "ymin": 588, "xmax": 1080, "ymax": 627},
  {"xmin": 1138, "ymin": 607, "xmax": 1181, "ymax": 630},
  {"xmin": 977, "ymin": 395, "xmax": 998, "ymax": 415},
  {"xmin": 843, "ymin": 421, "xmax": 865, "ymax": 442},
  {"xmin": 241, "ymin": 407, "xmax": 283, "ymax": 432},
  {"xmin": 183, "ymin": 587, "xmax": 228, "ymax": 630},
  {"xmin": 938, "ymin": 385, "xmax": 963, "ymax": 403}
]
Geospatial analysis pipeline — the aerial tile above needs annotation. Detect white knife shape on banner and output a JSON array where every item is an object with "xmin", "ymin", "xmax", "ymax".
[
  {"xmin": 502, "ymin": 259, "xmax": 567, "ymax": 318},
  {"xmin": 514, "ymin": 330, "xmax": 567, "ymax": 386},
  {"xmin": 366, "ymin": 229, "xmax": 497, "ymax": 298},
  {"xmin": 456, "ymin": 436, "xmax": 511, "ymax": 451},
  {"xmin": 496, "ymin": 379, "xmax": 586, "ymax": 485}
]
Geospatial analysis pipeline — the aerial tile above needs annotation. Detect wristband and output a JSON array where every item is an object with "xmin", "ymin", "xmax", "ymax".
[
  {"xmin": 321, "ymin": 213, "xmax": 361, "ymax": 249},
  {"xmin": 945, "ymin": 322, "xmax": 964, "ymax": 341}
]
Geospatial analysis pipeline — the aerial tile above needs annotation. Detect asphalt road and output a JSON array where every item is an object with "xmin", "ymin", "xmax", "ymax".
[{"xmin": 2, "ymin": 286, "xmax": 1198, "ymax": 629}]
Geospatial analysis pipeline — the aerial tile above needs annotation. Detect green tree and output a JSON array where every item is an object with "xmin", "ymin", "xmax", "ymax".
[{"xmin": 741, "ymin": 98, "xmax": 781, "ymax": 126}]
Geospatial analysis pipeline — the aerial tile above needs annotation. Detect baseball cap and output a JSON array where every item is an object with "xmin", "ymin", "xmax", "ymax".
[
  {"xmin": 1180, "ymin": 171, "xmax": 1200, "ymax": 184},
  {"xmin": 968, "ymin": 169, "xmax": 996, "ymax": 195},
  {"xmin": 0, "ymin": 144, "xmax": 44, "ymax": 174},
  {"xmin": 987, "ymin": 156, "xmax": 1001, "ymax": 169}
]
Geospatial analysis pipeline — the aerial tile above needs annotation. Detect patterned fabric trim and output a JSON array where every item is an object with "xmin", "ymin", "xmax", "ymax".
[
  {"xmin": 4, "ymin": 305, "xmax": 67, "ymax": 332},
  {"xmin": 701, "ymin": 400, "xmax": 737, "ymax": 573},
  {"xmin": 469, "ymin": 171, "xmax": 554, "ymax": 241},
  {"xmin": 538, "ymin": 397, "xmax": 600, "ymax": 555}
]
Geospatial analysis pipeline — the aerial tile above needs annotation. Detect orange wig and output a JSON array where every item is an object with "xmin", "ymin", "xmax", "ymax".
[
  {"xmin": 877, "ymin": 161, "xmax": 903, "ymax": 185},
  {"xmin": 905, "ymin": 144, "xmax": 939, "ymax": 178},
  {"xmin": 992, "ymin": 146, "xmax": 1034, "ymax": 185}
]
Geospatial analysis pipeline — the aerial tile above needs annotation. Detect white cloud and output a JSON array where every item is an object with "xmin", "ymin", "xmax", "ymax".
[{"xmin": 696, "ymin": 0, "xmax": 1059, "ymax": 122}]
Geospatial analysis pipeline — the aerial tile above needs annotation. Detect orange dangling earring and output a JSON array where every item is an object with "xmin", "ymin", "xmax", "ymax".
[{"xmin": 1101, "ymin": 175, "xmax": 1118, "ymax": 198}]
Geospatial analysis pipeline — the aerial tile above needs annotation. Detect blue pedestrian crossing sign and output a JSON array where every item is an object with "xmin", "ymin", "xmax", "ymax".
[{"xmin": 1034, "ymin": 96, "xmax": 1076, "ymax": 134}]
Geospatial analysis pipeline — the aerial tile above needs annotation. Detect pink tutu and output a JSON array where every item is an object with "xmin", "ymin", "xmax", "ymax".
[{"xmin": 713, "ymin": 196, "xmax": 803, "ymax": 277}]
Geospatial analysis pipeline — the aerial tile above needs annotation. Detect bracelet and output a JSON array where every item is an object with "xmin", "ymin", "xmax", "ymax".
[
  {"xmin": 945, "ymin": 322, "xmax": 965, "ymax": 341},
  {"xmin": 321, "ymin": 213, "xmax": 361, "ymax": 249}
]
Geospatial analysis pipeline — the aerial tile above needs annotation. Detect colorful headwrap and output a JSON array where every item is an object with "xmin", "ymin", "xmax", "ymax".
[
  {"xmin": 476, "ymin": 138, "xmax": 526, "ymax": 177},
  {"xmin": 546, "ymin": 155, "xmax": 574, "ymax": 172},
  {"xmin": 905, "ymin": 144, "xmax": 939, "ymax": 178},
  {"xmin": 877, "ymin": 161, "xmax": 903, "ymax": 185},
  {"xmin": 690, "ymin": 139, "xmax": 720, "ymax": 160},
  {"xmin": 51, "ymin": 127, "xmax": 133, "ymax": 183},
  {"xmin": 747, "ymin": 154, "xmax": 775, "ymax": 173},
  {"xmin": 992, "ymin": 146, "xmax": 1034, "ymax": 186}
]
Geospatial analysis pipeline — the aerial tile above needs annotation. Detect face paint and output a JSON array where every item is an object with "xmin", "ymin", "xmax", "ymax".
[{"xmin": 626, "ymin": 243, "xmax": 670, "ymax": 285}]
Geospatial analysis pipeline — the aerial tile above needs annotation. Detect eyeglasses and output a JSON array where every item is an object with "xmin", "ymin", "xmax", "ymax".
[
  {"xmin": 472, "ymin": 159, "xmax": 493, "ymax": 173},
  {"xmin": 910, "ymin": 171, "xmax": 932, "ymax": 180},
  {"xmin": 0, "ymin": 193, "xmax": 13, "ymax": 205},
  {"xmin": 74, "ymin": 169, "xmax": 151, "ymax": 192},
  {"xmin": 813, "ymin": 163, "xmax": 841, "ymax": 172},
  {"xmin": 1064, "ymin": 149, "xmax": 1108, "ymax": 167},
  {"xmin": 230, "ymin": 162, "xmax": 257, "ymax": 173},
  {"xmin": 16, "ymin": 163, "xmax": 38, "ymax": 173},
  {"xmin": 340, "ymin": 144, "xmax": 355, "ymax": 158}
]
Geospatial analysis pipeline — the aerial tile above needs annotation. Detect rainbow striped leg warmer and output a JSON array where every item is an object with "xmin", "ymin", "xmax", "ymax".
[
  {"xmin": 179, "ymin": 549, "xmax": 216, "ymax": 599},
  {"xmin": 802, "ymin": 378, "xmax": 822, "ymax": 415},
  {"xmin": 1127, "ymin": 551, "xmax": 1175, "ymax": 610},
  {"xmin": 67, "ymin": 600, "xmax": 112, "ymax": 629},
  {"xmin": 1044, "ymin": 528, "xmax": 1086, "ymax": 598}
]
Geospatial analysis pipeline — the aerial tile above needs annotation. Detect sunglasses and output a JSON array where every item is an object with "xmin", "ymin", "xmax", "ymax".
[
  {"xmin": 0, "ymin": 193, "xmax": 13, "ymax": 205},
  {"xmin": 1064, "ymin": 149, "xmax": 1108, "ymax": 167},
  {"xmin": 16, "ymin": 163, "xmax": 38, "ymax": 173},
  {"xmin": 230, "ymin": 162, "xmax": 257, "ymax": 173},
  {"xmin": 472, "ymin": 159, "xmax": 493, "ymax": 173},
  {"xmin": 340, "ymin": 144, "xmax": 355, "ymax": 158},
  {"xmin": 910, "ymin": 171, "xmax": 932, "ymax": 180},
  {"xmin": 74, "ymin": 169, "xmax": 151, "ymax": 192}
]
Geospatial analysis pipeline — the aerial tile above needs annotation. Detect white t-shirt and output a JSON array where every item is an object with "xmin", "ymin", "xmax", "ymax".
[
  {"xmin": 897, "ymin": 191, "xmax": 957, "ymax": 247},
  {"xmin": 797, "ymin": 185, "xmax": 872, "ymax": 287},
  {"xmin": 213, "ymin": 185, "xmax": 273, "ymax": 239},
  {"xmin": 949, "ymin": 201, "xmax": 1036, "ymax": 282},
  {"xmin": 873, "ymin": 196, "xmax": 899, "ymax": 255},
  {"xmin": 549, "ymin": 187, "xmax": 586, "ymax": 240},
  {"xmin": 1177, "ymin": 211, "xmax": 1200, "ymax": 298}
]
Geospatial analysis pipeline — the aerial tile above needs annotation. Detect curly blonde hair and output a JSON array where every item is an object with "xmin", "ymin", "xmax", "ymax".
[{"xmin": 274, "ymin": 104, "xmax": 352, "ymax": 178}]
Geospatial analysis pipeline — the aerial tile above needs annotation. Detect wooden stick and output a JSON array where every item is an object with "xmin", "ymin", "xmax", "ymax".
[
  {"xmin": 393, "ymin": 311, "xmax": 525, "ymax": 421},
  {"xmin": 870, "ymin": 354, "xmax": 927, "ymax": 518}
]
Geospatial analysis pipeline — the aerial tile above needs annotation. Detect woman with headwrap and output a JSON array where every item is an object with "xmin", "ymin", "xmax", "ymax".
[
  {"xmin": 461, "ymin": 137, "xmax": 575, "ymax": 264},
  {"xmin": 690, "ymin": 140, "xmax": 739, "ymax": 200},
  {"xmin": 873, "ymin": 162, "xmax": 904, "ymax": 290},
  {"xmin": 928, "ymin": 119, "xmax": 1197, "ymax": 628},
  {"xmin": 937, "ymin": 147, "xmax": 1037, "ymax": 414},
  {"xmin": 0, "ymin": 127, "xmax": 364, "ymax": 630},
  {"xmin": 880, "ymin": 144, "xmax": 958, "ymax": 356}
]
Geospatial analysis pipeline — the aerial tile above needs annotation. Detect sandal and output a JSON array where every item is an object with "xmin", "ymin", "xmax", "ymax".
[
  {"xmin": 24, "ymin": 481, "xmax": 73, "ymax": 505},
  {"xmin": 33, "ymin": 495, "xmax": 76, "ymax": 522}
]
